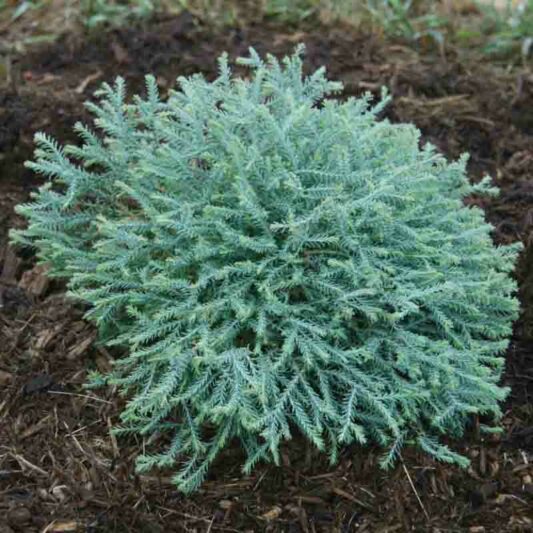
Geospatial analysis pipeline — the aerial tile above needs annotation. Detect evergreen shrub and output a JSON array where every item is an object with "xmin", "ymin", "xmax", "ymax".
[{"xmin": 12, "ymin": 47, "xmax": 521, "ymax": 493}]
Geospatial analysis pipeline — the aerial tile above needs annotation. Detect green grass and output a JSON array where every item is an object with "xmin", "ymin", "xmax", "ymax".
[
  {"xmin": 477, "ymin": 0, "xmax": 533, "ymax": 61},
  {"xmin": 80, "ymin": 0, "xmax": 159, "ymax": 28},
  {"xmin": 0, "ymin": 0, "xmax": 531, "ymax": 62},
  {"xmin": 0, "ymin": 0, "xmax": 453, "ymax": 36}
]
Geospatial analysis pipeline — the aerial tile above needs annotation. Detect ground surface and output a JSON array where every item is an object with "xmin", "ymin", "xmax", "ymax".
[{"xmin": 0, "ymin": 11, "xmax": 532, "ymax": 533}]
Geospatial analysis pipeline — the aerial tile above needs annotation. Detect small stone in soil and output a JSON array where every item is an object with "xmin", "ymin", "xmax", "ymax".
[
  {"xmin": 7, "ymin": 507, "xmax": 31, "ymax": 527},
  {"xmin": 23, "ymin": 373, "xmax": 53, "ymax": 394},
  {"xmin": 0, "ymin": 370, "xmax": 13, "ymax": 386}
]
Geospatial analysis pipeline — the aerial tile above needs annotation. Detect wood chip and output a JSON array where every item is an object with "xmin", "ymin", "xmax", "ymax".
[
  {"xmin": 74, "ymin": 70, "xmax": 103, "ymax": 94},
  {"xmin": 0, "ymin": 369, "xmax": 13, "ymax": 386},
  {"xmin": 66, "ymin": 332, "xmax": 96, "ymax": 360},
  {"xmin": 51, "ymin": 485, "xmax": 69, "ymax": 502},
  {"xmin": 219, "ymin": 500, "xmax": 233, "ymax": 510},
  {"xmin": 20, "ymin": 414, "xmax": 51, "ymax": 440},
  {"xmin": 111, "ymin": 41, "xmax": 130, "ymax": 64},
  {"xmin": 332, "ymin": 487, "xmax": 373, "ymax": 511},
  {"xmin": 107, "ymin": 417, "xmax": 119, "ymax": 458},
  {"xmin": 43, "ymin": 520, "xmax": 81, "ymax": 532},
  {"xmin": 293, "ymin": 495, "xmax": 326, "ymax": 505},
  {"xmin": 1, "ymin": 245, "xmax": 21, "ymax": 282},
  {"xmin": 261, "ymin": 506, "xmax": 282, "ymax": 521},
  {"xmin": 18, "ymin": 264, "xmax": 50, "ymax": 296},
  {"xmin": 35, "ymin": 73, "xmax": 61, "ymax": 85},
  {"xmin": 12, "ymin": 453, "xmax": 49, "ymax": 477},
  {"xmin": 35, "ymin": 323, "xmax": 67, "ymax": 350}
]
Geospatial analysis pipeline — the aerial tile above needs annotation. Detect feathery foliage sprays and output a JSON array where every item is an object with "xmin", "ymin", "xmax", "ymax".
[{"xmin": 12, "ymin": 46, "xmax": 521, "ymax": 492}]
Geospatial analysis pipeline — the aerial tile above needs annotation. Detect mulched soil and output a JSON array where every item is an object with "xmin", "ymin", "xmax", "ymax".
[{"xmin": 1, "ymin": 12, "xmax": 532, "ymax": 533}]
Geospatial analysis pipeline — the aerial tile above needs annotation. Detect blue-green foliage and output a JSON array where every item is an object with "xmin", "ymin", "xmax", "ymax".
[{"xmin": 12, "ymin": 46, "xmax": 521, "ymax": 493}]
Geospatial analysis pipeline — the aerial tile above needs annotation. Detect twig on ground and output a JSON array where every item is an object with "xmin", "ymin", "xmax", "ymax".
[
  {"xmin": 47, "ymin": 390, "xmax": 112, "ymax": 404},
  {"xmin": 11, "ymin": 452, "xmax": 49, "ymax": 477},
  {"xmin": 401, "ymin": 458, "xmax": 430, "ymax": 521}
]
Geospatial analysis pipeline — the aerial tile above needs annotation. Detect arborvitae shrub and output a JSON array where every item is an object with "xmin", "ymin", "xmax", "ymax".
[{"xmin": 12, "ymin": 46, "xmax": 521, "ymax": 493}]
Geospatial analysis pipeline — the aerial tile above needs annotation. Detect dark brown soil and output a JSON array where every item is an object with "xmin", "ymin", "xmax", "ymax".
[{"xmin": 1, "ymin": 12, "xmax": 532, "ymax": 533}]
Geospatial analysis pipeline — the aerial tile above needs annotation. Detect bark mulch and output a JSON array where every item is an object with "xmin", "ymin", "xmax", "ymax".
[{"xmin": 0, "ymin": 12, "xmax": 532, "ymax": 532}]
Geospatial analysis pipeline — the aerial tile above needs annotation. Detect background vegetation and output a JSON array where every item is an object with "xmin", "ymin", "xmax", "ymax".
[{"xmin": 0, "ymin": 0, "xmax": 531, "ymax": 62}]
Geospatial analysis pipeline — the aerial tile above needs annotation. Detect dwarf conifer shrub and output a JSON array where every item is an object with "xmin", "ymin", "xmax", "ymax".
[{"xmin": 12, "ymin": 47, "xmax": 521, "ymax": 493}]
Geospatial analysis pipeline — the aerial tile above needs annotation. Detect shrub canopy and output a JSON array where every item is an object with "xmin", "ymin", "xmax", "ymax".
[{"xmin": 12, "ymin": 46, "xmax": 521, "ymax": 493}]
